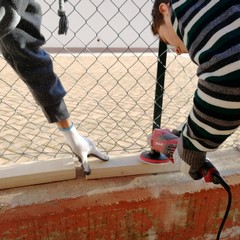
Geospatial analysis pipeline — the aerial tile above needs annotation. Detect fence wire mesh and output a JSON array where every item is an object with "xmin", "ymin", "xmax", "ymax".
[{"xmin": 0, "ymin": 0, "xmax": 239, "ymax": 164}]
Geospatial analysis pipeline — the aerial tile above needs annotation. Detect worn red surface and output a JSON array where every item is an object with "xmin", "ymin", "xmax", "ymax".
[{"xmin": 0, "ymin": 182, "xmax": 240, "ymax": 240}]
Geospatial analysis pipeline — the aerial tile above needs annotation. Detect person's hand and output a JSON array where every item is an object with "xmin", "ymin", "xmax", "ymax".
[
  {"xmin": 60, "ymin": 124, "xmax": 109, "ymax": 175},
  {"xmin": 180, "ymin": 160, "xmax": 204, "ymax": 180},
  {"xmin": 173, "ymin": 148, "xmax": 205, "ymax": 180}
]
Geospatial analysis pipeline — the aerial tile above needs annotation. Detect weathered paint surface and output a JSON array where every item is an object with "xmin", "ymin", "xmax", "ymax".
[{"xmin": 0, "ymin": 179, "xmax": 240, "ymax": 240}]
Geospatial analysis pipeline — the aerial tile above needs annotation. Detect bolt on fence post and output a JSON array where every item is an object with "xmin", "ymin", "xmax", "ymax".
[{"xmin": 152, "ymin": 41, "xmax": 167, "ymax": 131}]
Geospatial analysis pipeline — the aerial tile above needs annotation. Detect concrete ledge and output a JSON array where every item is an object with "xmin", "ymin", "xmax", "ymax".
[{"xmin": 0, "ymin": 148, "xmax": 240, "ymax": 240}]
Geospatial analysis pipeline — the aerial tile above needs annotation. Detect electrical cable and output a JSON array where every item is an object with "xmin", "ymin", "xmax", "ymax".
[{"xmin": 212, "ymin": 172, "xmax": 232, "ymax": 240}]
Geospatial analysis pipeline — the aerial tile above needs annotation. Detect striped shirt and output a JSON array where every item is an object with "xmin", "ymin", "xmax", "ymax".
[{"xmin": 170, "ymin": 0, "xmax": 240, "ymax": 153}]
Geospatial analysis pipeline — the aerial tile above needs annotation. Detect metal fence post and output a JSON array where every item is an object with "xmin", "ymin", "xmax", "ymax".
[{"xmin": 152, "ymin": 41, "xmax": 167, "ymax": 130}]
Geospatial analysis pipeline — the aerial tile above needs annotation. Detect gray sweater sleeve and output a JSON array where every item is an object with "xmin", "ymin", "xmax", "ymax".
[{"xmin": 0, "ymin": 0, "xmax": 29, "ymax": 38}]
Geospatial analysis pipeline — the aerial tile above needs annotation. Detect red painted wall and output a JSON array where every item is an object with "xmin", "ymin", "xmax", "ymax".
[{"xmin": 0, "ymin": 181, "xmax": 240, "ymax": 240}]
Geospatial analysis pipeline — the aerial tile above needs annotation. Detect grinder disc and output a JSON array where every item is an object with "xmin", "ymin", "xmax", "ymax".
[{"xmin": 139, "ymin": 150, "xmax": 170, "ymax": 164}]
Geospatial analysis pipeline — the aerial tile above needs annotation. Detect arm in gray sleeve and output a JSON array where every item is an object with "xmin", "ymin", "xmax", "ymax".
[{"xmin": 0, "ymin": 0, "xmax": 28, "ymax": 38}]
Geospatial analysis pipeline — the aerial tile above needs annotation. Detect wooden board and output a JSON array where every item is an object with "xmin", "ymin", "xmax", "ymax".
[
  {"xmin": 86, "ymin": 153, "xmax": 180, "ymax": 180},
  {"xmin": 86, "ymin": 148, "xmax": 240, "ymax": 180},
  {"xmin": 0, "ymin": 158, "xmax": 76, "ymax": 190}
]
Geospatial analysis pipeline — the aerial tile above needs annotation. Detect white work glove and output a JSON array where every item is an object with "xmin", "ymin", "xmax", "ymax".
[{"xmin": 59, "ymin": 123, "xmax": 109, "ymax": 175}]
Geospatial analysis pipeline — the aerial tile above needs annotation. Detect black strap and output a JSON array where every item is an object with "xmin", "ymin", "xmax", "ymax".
[{"xmin": 58, "ymin": 0, "xmax": 69, "ymax": 35}]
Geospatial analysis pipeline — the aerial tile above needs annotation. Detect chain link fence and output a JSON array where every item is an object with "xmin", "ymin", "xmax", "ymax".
[{"xmin": 0, "ymin": 0, "xmax": 239, "ymax": 165}]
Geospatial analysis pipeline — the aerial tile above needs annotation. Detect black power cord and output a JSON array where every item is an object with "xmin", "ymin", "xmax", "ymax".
[
  {"xmin": 212, "ymin": 172, "xmax": 232, "ymax": 240},
  {"xmin": 199, "ymin": 161, "xmax": 232, "ymax": 240}
]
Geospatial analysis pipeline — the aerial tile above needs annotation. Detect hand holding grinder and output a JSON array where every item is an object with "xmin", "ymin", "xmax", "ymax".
[{"xmin": 140, "ymin": 128, "xmax": 221, "ymax": 184}]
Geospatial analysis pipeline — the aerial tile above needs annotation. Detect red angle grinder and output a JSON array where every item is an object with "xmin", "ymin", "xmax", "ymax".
[{"xmin": 139, "ymin": 128, "xmax": 179, "ymax": 164}]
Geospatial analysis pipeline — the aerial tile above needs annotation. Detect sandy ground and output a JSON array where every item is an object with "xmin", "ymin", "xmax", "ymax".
[{"xmin": 0, "ymin": 52, "xmax": 238, "ymax": 164}]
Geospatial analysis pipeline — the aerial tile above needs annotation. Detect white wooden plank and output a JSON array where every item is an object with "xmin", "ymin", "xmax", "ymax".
[
  {"xmin": 86, "ymin": 153, "xmax": 179, "ymax": 180},
  {"xmin": 0, "ymin": 158, "xmax": 76, "ymax": 190},
  {"xmin": 86, "ymin": 148, "xmax": 240, "ymax": 180}
]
